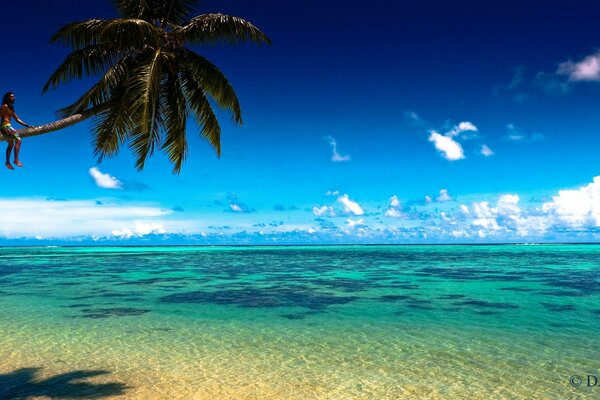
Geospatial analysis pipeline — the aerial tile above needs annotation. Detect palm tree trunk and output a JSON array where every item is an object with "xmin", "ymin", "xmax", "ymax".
[{"xmin": 0, "ymin": 103, "xmax": 111, "ymax": 142}]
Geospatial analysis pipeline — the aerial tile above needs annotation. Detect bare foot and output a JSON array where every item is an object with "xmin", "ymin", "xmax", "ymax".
[
  {"xmin": 5, "ymin": 162, "xmax": 14, "ymax": 170},
  {"xmin": 14, "ymin": 161, "xmax": 23, "ymax": 168}
]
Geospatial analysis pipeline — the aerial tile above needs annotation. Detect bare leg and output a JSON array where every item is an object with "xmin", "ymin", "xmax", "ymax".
[
  {"xmin": 13, "ymin": 141, "xmax": 23, "ymax": 167},
  {"xmin": 5, "ymin": 142, "xmax": 14, "ymax": 170}
]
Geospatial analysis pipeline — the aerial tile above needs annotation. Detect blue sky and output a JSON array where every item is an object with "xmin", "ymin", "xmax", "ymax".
[{"xmin": 2, "ymin": 0, "xmax": 600, "ymax": 244}]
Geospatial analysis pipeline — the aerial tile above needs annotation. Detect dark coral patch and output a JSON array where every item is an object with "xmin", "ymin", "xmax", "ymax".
[
  {"xmin": 538, "ymin": 290, "xmax": 584, "ymax": 297},
  {"xmin": 458, "ymin": 300, "xmax": 519, "ymax": 309},
  {"xmin": 117, "ymin": 277, "xmax": 187, "ymax": 286},
  {"xmin": 540, "ymin": 302, "xmax": 576, "ymax": 312},
  {"xmin": 79, "ymin": 307, "xmax": 151, "ymax": 318},
  {"xmin": 377, "ymin": 294, "xmax": 414, "ymax": 302},
  {"xmin": 406, "ymin": 303, "xmax": 434, "ymax": 310},
  {"xmin": 308, "ymin": 278, "xmax": 373, "ymax": 292},
  {"xmin": 160, "ymin": 286, "xmax": 358, "ymax": 310},
  {"xmin": 63, "ymin": 303, "xmax": 93, "ymax": 308},
  {"xmin": 281, "ymin": 313, "xmax": 307, "ymax": 320},
  {"xmin": 438, "ymin": 294, "xmax": 467, "ymax": 300},
  {"xmin": 406, "ymin": 298, "xmax": 431, "ymax": 305},
  {"xmin": 539, "ymin": 270, "xmax": 600, "ymax": 295},
  {"xmin": 98, "ymin": 292, "xmax": 141, "ymax": 299},
  {"xmin": 385, "ymin": 283, "xmax": 420, "ymax": 290}
]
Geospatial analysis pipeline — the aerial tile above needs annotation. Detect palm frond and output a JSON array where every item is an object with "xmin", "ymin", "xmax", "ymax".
[
  {"xmin": 178, "ymin": 47, "xmax": 242, "ymax": 125},
  {"xmin": 177, "ymin": 13, "xmax": 271, "ymax": 45},
  {"xmin": 57, "ymin": 56, "xmax": 133, "ymax": 117},
  {"xmin": 91, "ymin": 102, "xmax": 134, "ymax": 161},
  {"xmin": 42, "ymin": 46, "xmax": 122, "ymax": 93},
  {"xmin": 129, "ymin": 96, "xmax": 163, "ymax": 170},
  {"xmin": 50, "ymin": 19, "xmax": 109, "ymax": 49},
  {"xmin": 98, "ymin": 19, "xmax": 164, "ymax": 49},
  {"xmin": 180, "ymin": 64, "xmax": 221, "ymax": 156},
  {"xmin": 161, "ymin": 71, "xmax": 188, "ymax": 173},
  {"xmin": 124, "ymin": 50, "xmax": 165, "ymax": 169},
  {"xmin": 51, "ymin": 18, "xmax": 163, "ymax": 51}
]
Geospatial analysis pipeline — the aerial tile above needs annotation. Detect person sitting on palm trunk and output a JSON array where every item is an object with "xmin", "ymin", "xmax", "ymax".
[{"xmin": 0, "ymin": 92, "xmax": 33, "ymax": 170}]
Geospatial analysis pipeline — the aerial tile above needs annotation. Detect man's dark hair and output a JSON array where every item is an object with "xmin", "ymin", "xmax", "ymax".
[{"xmin": 2, "ymin": 92, "xmax": 14, "ymax": 111}]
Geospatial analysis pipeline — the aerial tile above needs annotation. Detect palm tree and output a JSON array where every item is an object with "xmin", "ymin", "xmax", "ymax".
[{"xmin": 4, "ymin": 0, "xmax": 270, "ymax": 173}]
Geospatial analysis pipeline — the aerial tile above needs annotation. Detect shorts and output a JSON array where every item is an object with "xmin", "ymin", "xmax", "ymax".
[{"xmin": 0, "ymin": 124, "xmax": 20, "ymax": 142}]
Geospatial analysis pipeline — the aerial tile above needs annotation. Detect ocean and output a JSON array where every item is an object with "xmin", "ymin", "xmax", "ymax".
[{"xmin": 0, "ymin": 245, "xmax": 598, "ymax": 399}]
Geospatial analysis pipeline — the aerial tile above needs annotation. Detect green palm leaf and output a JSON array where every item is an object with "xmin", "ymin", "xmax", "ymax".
[
  {"xmin": 177, "ymin": 13, "xmax": 271, "ymax": 45},
  {"xmin": 57, "ymin": 56, "xmax": 133, "ymax": 117},
  {"xmin": 91, "ymin": 102, "xmax": 134, "ymax": 161},
  {"xmin": 125, "ymin": 49, "xmax": 165, "ymax": 170},
  {"xmin": 50, "ymin": 19, "xmax": 109, "ymax": 49},
  {"xmin": 51, "ymin": 18, "xmax": 163, "ymax": 50},
  {"xmin": 178, "ymin": 48, "xmax": 242, "ymax": 125},
  {"xmin": 181, "ymin": 64, "xmax": 221, "ymax": 156},
  {"xmin": 42, "ymin": 46, "xmax": 122, "ymax": 92},
  {"xmin": 161, "ymin": 71, "xmax": 188, "ymax": 173}
]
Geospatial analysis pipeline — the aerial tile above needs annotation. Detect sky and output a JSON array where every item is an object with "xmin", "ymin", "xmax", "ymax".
[{"xmin": 2, "ymin": 0, "xmax": 600, "ymax": 244}]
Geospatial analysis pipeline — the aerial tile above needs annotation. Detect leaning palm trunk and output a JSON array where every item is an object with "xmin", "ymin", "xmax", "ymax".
[{"xmin": 0, "ymin": 103, "xmax": 111, "ymax": 142}]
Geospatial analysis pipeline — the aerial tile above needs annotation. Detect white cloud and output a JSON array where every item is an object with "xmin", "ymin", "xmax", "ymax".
[
  {"xmin": 436, "ymin": 189, "xmax": 452, "ymax": 202},
  {"xmin": 536, "ymin": 51, "xmax": 600, "ymax": 95},
  {"xmin": 505, "ymin": 123, "xmax": 544, "ymax": 142},
  {"xmin": 230, "ymin": 204, "xmax": 243, "ymax": 212},
  {"xmin": 337, "ymin": 194, "xmax": 364, "ymax": 216},
  {"xmin": 506, "ymin": 123, "xmax": 525, "ymax": 141},
  {"xmin": 542, "ymin": 176, "xmax": 600, "ymax": 227},
  {"xmin": 497, "ymin": 194, "xmax": 521, "ymax": 215},
  {"xmin": 112, "ymin": 222, "xmax": 166, "ymax": 238},
  {"xmin": 384, "ymin": 209, "xmax": 402, "ymax": 218},
  {"xmin": 226, "ymin": 194, "xmax": 255, "ymax": 213},
  {"xmin": 460, "ymin": 205, "xmax": 470, "ymax": 214},
  {"xmin": 428, "ymin": 132, "xmax": 465, "ymax": 161},
  {"xmin": 325, "ymin": 136, "xmax": 351, "ymax": 162},
  {"xmin": 447, "ymin": 121, "xmax": 478, "ymax": 137},
  {"xmin": 325, "ymin": 190, "xmax": 340, "ymax": 196},
  {"xmin": 471, "ymin": 201, "xmax": 501, "ymax": 231},
  {"xmin": 425, "ymin": 195, "xmax": 432, "ymax": 203},
  {"xmin": 0, "ymin": 198, "xmax": 174, "ymax": 239},
  {"xmin": 88, "ymin": 167, "xmax": 122, "ymax": 189},
  {"xmin": 313, "ymin": 205, "xmax": 336, "ymax": 217},
  {"xmin": 466, "ymin": 194, "xmax": 549, "ymax": 237},
  {"xmin": 481, "ymin": 144, "xmax": 494, "ymax": 156},
  {"xmin": 346, "ymin": 218, "xmax": 365, "ymax": 228},
  {"xmin": 384, "ymin": 195, "xmax": 403, "ymax": 218},
  {"xmin": 557, "ymin": 51, "xmax": 600, "ymax": 82},
  {"xmin": 451, "ymin": 229, "xmax": 470, "ymax": 238}
]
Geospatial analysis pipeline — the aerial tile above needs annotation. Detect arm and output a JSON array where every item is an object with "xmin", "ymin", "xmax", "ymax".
[{"xmin": 13, "ymin": 113, "xmax": 32, "ymax": 128}]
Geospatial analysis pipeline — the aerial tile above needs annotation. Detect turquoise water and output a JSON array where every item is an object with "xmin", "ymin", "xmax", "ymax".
[{"xmin": 0, "ymin": 245, "xmax": 598, "ymax": 399}]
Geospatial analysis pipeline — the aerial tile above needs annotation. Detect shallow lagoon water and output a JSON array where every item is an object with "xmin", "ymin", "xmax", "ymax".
[{"xmin": 0, "ymin": 245, "xmax": 598, "ymax": 399}]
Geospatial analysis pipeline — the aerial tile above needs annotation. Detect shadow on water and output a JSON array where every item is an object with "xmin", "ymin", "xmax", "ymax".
[{"xmin": 0, "ymin": 367, "xmax": 129, "ymax": 399}]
